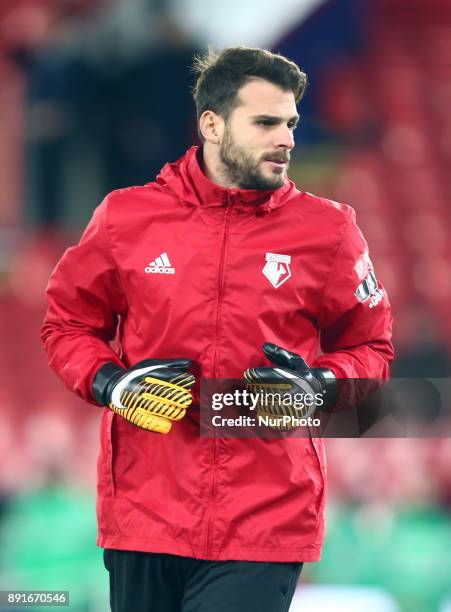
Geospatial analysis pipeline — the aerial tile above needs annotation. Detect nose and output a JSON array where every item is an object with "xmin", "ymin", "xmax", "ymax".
[{"xmin": 275, "ymin": 125, "xmax": 295, "ymax": 150}]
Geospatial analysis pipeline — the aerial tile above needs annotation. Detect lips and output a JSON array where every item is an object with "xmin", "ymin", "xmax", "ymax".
[
  {"xmin": 265, "ymin": 159, "xmax": 288, "ymax": 168},
  {"xmin": 264, "ymin": 157, "xmax": 290, "ymax": 164}
]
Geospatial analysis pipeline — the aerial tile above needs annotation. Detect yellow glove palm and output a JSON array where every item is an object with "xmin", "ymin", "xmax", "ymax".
[
  {"xmin": 109, "ymin": 369, "xmax": 195, "ymax": 434},
  {"xmin": 92, "ymin": 358, "xmax": 195, "ymax": 434}
]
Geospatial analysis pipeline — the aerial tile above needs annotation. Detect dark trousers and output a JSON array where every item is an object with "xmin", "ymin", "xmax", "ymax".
[{"xmin": 104, "ymin": 549, "xmax": 303, "ymax": 612}]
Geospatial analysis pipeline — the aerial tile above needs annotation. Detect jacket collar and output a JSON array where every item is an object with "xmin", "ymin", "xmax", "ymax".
[{"xmin": 156, "ymin": 146, "xmax": 299, "ymax": 214}]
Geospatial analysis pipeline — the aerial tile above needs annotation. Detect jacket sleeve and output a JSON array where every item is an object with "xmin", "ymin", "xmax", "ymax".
[
  {"xmin": 312, "ymin": 207, "xmax": 394, "ymax": 381},
  {"xmin": 41, "ymin": 195, "xmax": 128, "ymax": 405}
]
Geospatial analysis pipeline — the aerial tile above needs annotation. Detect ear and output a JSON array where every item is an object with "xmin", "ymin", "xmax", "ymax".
[{"xmin": 199, "ymin": 110, "xmax": 223, "ymax": 144}]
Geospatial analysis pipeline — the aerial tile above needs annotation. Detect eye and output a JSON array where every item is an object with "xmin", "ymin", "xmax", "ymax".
[
  {"xmin": 257, "ymin": 120, "xmax": 276, "ymax": 127},
  {"xmin": 288, "ymin": 122, "xmax": 298, "ymax": 131}
]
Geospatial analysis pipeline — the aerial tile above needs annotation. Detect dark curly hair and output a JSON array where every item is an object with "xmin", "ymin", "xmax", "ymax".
[{"xmin": 191, "ymin": 46, "xmax": 307, "ymax": 138}]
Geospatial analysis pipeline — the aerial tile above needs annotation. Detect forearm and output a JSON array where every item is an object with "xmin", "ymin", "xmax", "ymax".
[
  {"xmin": 41, "ymin": 320, "xmax": 125, "ymax": 404},
  {"xmin": 313, "ymin": 340, "xmax": 393, "ymax": 380},
  {"xmin": 312, "ymin": 341, "xmax": 393, "ymax": 411}
]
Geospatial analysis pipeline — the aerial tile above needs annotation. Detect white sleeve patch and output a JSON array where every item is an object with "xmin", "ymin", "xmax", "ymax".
[
  {"xmin": 368, "ymin": 287, "xmax": 385, "ymax": 309},
  {"xmin": 354, "ymin": 269, "xmax": 378, "ymax": 303}
]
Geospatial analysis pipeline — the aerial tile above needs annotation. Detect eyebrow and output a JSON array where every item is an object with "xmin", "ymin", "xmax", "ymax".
[{"xmin": 252, "ymin": 114, "xmax": 300, "ymax": 125}]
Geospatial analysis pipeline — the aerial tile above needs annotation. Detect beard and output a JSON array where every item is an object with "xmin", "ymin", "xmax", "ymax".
[{"xmin": 219, "ymin": 125, "xmax": 289, "ymax": 190}]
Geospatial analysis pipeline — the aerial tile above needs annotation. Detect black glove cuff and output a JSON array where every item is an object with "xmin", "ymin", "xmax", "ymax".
[
  {"xmin": 92, "ymin": 362, "xmax": 125, "ymax": 405},
  {"xmin": 312, "ymin": 368, "xmax": 338, "ymax": 412}
]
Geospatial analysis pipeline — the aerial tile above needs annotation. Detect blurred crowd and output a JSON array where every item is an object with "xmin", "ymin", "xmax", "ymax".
[{"xmin": 0, "ymin": 0, "xmax": 199, "ymax": 229}]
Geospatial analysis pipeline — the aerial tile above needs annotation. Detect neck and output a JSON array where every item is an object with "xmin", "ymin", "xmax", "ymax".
[{"xmin": 201, "ymin": 142, "xmax": 238, "ymax": 189}]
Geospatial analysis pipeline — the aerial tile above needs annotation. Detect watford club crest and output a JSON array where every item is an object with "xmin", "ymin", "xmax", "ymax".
[{"xmin": 262, "ymin": 253, "xmax": 292, "ymax": 289}]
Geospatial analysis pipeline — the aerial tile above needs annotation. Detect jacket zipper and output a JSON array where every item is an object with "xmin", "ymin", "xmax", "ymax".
[
  {"xmin": 206, "ymin": 193, "xmax": 233, "ymax": 557},
  {"xmin": 213, "ymin": 196, "xmax": 233, "ymax": 376}
]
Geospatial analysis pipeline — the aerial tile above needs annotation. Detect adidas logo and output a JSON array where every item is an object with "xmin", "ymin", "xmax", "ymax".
[{"xmin": 145, "ymin": 252, "xmax": 175, "ymax": 274}]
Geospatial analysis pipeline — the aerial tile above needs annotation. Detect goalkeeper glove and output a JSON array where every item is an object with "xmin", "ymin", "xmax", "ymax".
[
  {"xmin": 244, "ymin": 343, "xmax": 337, "ymax": 429},
  {"xmin": 92, "ymin": 358, "xmax": 195, "ymax": 434}
]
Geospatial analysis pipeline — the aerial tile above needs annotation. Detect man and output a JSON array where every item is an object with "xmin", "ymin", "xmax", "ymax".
[{"xmin": 41, "ymin": 47, "xmax": 394, "ymax": 611}]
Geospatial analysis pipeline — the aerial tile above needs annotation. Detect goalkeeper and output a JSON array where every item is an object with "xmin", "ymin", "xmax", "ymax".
[{"xmin": 41, "ymin": 46, "xmax": 393, "ymax": 612}]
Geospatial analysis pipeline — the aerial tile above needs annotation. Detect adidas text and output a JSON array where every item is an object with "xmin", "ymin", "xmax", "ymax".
[
  {"xmin": 145, "ymin": 252, "xmax": 175, "ymax": 274},
  {"xmin": 145, "ymin": 266, "xmax": 175, "ymax": 274}
]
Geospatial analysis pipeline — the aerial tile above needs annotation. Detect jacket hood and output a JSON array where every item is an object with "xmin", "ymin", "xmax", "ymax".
[{"xmin": 155, "ymin": 146, "xmax": 299, "ymax": 214}]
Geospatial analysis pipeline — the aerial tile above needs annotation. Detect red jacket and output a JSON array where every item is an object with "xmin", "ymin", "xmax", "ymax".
[{"xmin": 41, "ymin": 146, "xmax": 394, "ymax": 562}]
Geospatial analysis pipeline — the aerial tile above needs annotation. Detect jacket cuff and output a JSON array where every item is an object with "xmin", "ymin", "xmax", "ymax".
[
  {"xmin": 313, "ymin": 367, "xmax": 338, "ymax": 412},
  {"xmin": 92, "ymin": 362, "xmax": 125, "ymax": 405}
]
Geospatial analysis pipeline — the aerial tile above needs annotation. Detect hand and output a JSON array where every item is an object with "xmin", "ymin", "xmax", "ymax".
[
  {"xmin": 92, "ymin": 358, "xmax": 195, "ymax": 434},
  {"xmin": 243, "ymin": 343, "xmax": 337, "ymax": 429}
]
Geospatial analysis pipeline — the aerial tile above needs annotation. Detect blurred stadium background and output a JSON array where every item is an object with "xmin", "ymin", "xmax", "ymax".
[{"xmin": 1, "ymin": 0, "xmax": 451, "ymax": 610}]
